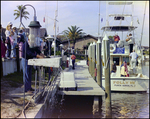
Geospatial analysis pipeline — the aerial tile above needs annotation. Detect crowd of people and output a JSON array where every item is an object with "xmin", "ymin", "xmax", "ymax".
[
  {"xmin": 1, "ymin": 22, "xmax": 49, "ymax": 60},
  {"xmin": 1, "ymin": 22, "xmax": 50, "ymax": 93}
]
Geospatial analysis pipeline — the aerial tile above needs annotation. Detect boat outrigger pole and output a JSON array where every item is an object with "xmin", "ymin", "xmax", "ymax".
[{"xmin": 140, "ymin": 1, "xmax": 147, "ymax": 50}]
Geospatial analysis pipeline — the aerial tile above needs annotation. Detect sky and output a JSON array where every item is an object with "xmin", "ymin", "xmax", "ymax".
[{"xmin": 1, "ymin": 1, "xmax": 149, "ymax": 46}]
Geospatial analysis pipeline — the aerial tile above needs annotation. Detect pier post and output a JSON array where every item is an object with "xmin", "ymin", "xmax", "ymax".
[
  {"xmin": 96, "ymin": 37, "xmax": 102, "ymax": 87},
  {"xmin": 91, "ymin": 43, "xmax": 94, "ymax": 77},
  {"xmin": 93, "ymin": 42, "xmax": 96, "ymax": 81},
  {"xmin": 93, "ymin": 96, "xmax": 99, "ymax": 117},
  {"xmin": 89, "ymin": 43, "xmax": 92, "ymax": 74},
  {"xmin": 103, "ymin": 34, "xmax": 112, "ymax": 117},
  {"xmin": 88, "ymin": 45, "xmax": 90, "ymax": 71}
]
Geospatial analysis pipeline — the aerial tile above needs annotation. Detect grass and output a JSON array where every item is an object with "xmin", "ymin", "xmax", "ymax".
[
  {"xmin": 2, "ymin": 71, "xmax": 24, "ymax": 87},
  {"xmin": 15, "ymin": 108, "xmax": 21, "ymax": 113},
  {"xmin": 1, "ymin": 67, "xmax": 59, "ymax": 89}
]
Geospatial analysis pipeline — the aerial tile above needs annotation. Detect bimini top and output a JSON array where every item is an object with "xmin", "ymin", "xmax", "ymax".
[
  {"xmin": 101, "ymin": 26, "xmax": 137, "ymax": 32},
  {"xmin": 108, "ymin": 2, "xmax": 133, "ymax": 5}
]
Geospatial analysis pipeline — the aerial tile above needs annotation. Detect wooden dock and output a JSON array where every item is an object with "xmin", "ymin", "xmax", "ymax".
[{"xmin": 58, "ymin": 60, "xmax": 105, "ymax": 96}]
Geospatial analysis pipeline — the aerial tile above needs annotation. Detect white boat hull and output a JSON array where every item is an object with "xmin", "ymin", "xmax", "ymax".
[{"xmin": 102, "ymin": 77, "xmax": 149, "ymax": 92}]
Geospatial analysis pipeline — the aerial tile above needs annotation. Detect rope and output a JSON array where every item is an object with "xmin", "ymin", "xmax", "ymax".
[{"xmin": 14, "ymin": 91, "xmax": 38, "ymax": 118}]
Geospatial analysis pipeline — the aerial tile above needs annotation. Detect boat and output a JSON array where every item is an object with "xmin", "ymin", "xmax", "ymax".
[{"xmin": 100, "ymin": 2, "xmax": 149, "ymax": 92}]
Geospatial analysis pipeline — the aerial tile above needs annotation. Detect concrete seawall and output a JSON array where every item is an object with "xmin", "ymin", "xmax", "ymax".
[{"xmin": 2, "ymin": 59, "xmax": 22, "ymax": 76}]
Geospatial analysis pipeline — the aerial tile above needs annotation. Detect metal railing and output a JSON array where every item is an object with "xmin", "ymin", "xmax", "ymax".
[{"xmin": 32, "ymin": 66, "xmax": 62, "ymax": 103}]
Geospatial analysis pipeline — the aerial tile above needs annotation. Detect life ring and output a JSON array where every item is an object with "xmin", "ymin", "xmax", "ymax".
[{"xmin": 110, "ymin": 44, "xmax": 116, "ymax": 52}]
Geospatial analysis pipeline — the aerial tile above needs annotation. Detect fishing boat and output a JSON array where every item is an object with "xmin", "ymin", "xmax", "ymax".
[{"xmin": 101, "ymin": 2, "xmax": 149, "ymax": 92}]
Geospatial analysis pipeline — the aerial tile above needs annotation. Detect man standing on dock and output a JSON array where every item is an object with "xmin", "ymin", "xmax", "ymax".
[
  {"xmin": 71, "ymin": 53, "xmax": 76, "ymax": 70},
  {"xmin": 22, "ymin": 37, "xmax": 45, "ymax": 93}
]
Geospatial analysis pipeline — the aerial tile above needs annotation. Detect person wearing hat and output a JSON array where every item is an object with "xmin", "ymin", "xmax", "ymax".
[
  {"xmin": 5, "ymin": 24, "xmax": 12, "ymax": 59},
  {"xmin": 12, "ymin": 27, "xmax": 18, "ymax": 58},
  {"xmin": 113, "ymin": 33, "xmax": 120, "ymax": 44},
  {"xmin": 7, "ymin": 22, "xmax": 13, "ymax": 31}
]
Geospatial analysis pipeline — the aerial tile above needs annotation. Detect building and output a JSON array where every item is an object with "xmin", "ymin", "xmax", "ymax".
[{"xmin": 61, "ymin": 34, "xmax": 101, "ymax": 50}]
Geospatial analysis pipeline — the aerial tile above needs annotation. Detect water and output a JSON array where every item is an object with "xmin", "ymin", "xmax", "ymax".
[{"xmin": 42, "ymin": 63, "xmax": 149, "ymax": 118}]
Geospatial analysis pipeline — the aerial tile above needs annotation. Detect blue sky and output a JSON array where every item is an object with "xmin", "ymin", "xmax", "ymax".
[{"xmin": 1, "ymin": 1, "xmax": 149, "ymax": 46}]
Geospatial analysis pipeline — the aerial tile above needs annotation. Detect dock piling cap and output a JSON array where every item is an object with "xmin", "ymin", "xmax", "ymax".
[
  {"xmin": 97, "ymin": 37, "xmax": 101, "ymax": 43},
  {"xmin": 93, "ymin": 41, "xmax": 96, "ymax": 45},
  {"xmin": 103, "ymin": 34, "xmax": 109, "ymax": 41},
  {"xmin": 90, "ymin": 43, "xmax": 93, "ymax": 46}
]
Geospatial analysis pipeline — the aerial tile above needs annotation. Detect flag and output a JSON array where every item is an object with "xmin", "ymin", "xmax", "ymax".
[
  {"xmin": 137, "ymin": 18, "xmax": 140, "ymax": 24},
  {"xmin": 43, "ymin": 17, "xmax": 45, "ymax": 22},
  {"xmin": 101, "ymin": 18, "xmax": 103, "ymax": 22},
  {"xmin": 53, "ymin": 21, "xmax": 56, "ymax": 31}
]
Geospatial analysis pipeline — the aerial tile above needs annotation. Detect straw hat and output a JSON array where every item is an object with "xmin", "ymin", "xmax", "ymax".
[{"xmin": 7, "ymin": 21, "xmax": 13, "ymax": 26}]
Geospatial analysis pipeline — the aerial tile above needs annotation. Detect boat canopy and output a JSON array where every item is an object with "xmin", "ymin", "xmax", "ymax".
[
  {"xmin": 101, "ymin": 26, "xmax": 137, "ymax": 32},
  {"xmin": 108, "ymin": 2, "xmax": 133, "ymax": 5},
  {"xmin": 109, "ymin": 14, "xmax": 132, "ymax": 17}
]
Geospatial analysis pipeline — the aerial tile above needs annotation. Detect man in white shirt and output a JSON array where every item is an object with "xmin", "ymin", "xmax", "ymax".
[{"xmin": 129, "ymin": 50, "xmax": 138, "ymax": 74}]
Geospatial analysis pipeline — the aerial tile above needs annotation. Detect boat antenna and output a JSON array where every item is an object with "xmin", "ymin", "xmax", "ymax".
[
  {"xmin": 140, "ymin": 1, "xmax": 147, "ymax": 50},
  {"xmin": 45, "ymin": 1, "xmax": 46, "ymax": 29},
  {"xmin": 119, "ymin": 1, "xmax": 126, "ymax": 25},
  {"xmin": 98, "ymin": 1, "xmax": 100, "ymax": 37}
]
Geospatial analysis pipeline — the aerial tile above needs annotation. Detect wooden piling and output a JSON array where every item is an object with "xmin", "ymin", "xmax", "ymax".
[
  {"xmin": 103, "ymin": 34, "xmax": 112, "ymax": 118},
  {"xmin": 91, "ymin": 43, "xmax": 94, "ymax": 77},
  {"xmin": 93, "ymin": 96, "xmax": 99, "ymax": 117},
  {"xmin": 96, "ymin": 38, "xmax": 102, "ymax": 87},
  {"xmin": 93, "ymin": 42, "xmax": 96, "ymax": 81},
  {"xmin": 89, "ymin": 43, "xmax": 92, "ymax": 74}
]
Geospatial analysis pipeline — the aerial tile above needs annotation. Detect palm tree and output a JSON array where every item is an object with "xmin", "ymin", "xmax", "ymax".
[
  {"xmin": 63, "ymin": 25, "xmax": 84, "ymax": 48},
  {"xmin": 14, "ymin": 5, "xmax": 30, "ymax": 20}
]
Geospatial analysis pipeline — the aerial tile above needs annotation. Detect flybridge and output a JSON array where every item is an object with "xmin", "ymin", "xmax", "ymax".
[{"xmin": 101, "ymin": 26, "xmax": 137, "ymax": 32}]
